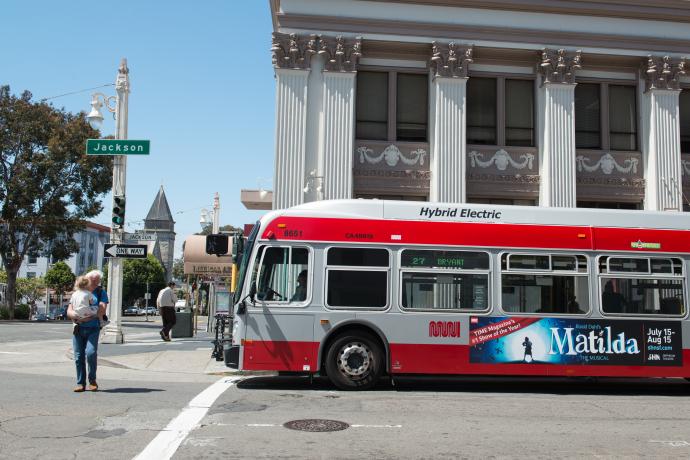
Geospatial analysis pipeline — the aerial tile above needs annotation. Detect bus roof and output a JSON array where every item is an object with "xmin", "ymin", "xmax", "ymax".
[{"xmin": 267, "ymin": 199, "xmax": 690, "ymax": 231}]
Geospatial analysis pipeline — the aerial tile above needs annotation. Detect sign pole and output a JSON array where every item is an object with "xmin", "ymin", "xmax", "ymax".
[{"xmin": 101, "ymin": 59, "xmax": 129, "ymax": 344}]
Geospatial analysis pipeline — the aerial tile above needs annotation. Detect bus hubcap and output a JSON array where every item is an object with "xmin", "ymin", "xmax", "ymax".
[{"xmin": 337, "ymin": 343, "xmax": 371, "ymax": 378}]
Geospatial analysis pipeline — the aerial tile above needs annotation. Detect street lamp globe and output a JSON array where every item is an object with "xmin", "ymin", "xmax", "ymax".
[{"xmin": 86, "ymin": 97, "xmax": 104, "ymax": 130}]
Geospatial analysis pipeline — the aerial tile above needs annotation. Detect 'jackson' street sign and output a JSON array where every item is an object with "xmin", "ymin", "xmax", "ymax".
[{"xmin": 86, "ymin": 139, "xmax": 150, "ymax": 155}]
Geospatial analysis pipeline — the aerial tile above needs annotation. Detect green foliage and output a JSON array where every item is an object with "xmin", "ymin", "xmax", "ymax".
[
  {"xmin": 44, "ymin": 261, "xmax": 75, "ymax": 294},
  {"xmin": 14, "ymin": 304, "xmax": 30, "ymax": 320},
  {"xmin": 16, "ymin": 277, "xmax": 45, "ymax": 307},
  {"xmin": 0, "ymin": 308, "xmax": 9, "ymax": 320},
  {"xmin": 172, "ymin": 258, "xmax": 184, "ymax": 282},
  {"xmin": 196, "ymin": 224, "xmax": 241, "ymax": 236},
  {"xmin": 0, "ymin": 86, "xmax": 113, "ymax": 318},
  {"xmin": 105, "ymin": 255, "xmax": 166, "ymax": 306},
  {"xmin": 0, "ymin": 269, "xmax": 6, "ymax": 283}
]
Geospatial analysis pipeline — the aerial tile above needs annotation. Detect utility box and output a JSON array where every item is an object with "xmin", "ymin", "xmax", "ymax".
[{"xmin": 171, "ymin": 312, "xmax": 193, "ymax": 338}]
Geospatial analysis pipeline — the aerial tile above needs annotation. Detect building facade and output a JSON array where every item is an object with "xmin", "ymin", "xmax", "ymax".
[
  {"xmin": 17, "ymin": 222, "xmax": 111, "ymax": 279},
  {"xmin": 269, "ymin": 0, "xmax": 690, "ymax": 212}
]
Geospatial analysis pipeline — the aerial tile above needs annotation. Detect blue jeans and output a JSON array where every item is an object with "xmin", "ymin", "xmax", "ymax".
[{"xmin": 72, "ymin": 325, "xmax": 100, "ymax": 386}]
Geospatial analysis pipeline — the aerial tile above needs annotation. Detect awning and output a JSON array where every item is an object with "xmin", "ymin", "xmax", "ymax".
[{"xmin": 183, "ymin": 235, "xmax": 233, "ymax": 277}]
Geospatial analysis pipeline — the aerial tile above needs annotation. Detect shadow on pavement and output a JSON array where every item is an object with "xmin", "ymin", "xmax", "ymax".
[
  {"xmin": 100, "ymin": 387, "xmax": 165, "ymax": 394},
  {"xmin": 237, "ymin": 375, "xmax": 690, "ymax": 396}
]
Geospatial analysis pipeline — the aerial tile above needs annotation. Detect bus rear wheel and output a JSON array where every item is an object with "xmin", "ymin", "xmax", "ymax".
[{"xmin": 325, "ymin": 333, "xmax": 383, "ymax": 390}]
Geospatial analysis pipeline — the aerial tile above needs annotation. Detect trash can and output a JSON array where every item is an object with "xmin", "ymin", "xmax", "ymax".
[{"xmin": 171, "ymin": 312, "xmax": 193, "ymax": 338}]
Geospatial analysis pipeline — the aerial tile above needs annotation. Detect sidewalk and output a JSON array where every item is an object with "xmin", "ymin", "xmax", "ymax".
[{"xmin": 96, "ymin": 316, "xmax": 242, "ymax": 376}]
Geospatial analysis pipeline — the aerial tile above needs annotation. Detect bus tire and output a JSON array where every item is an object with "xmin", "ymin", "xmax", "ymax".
[{"xmin": 325, "ymin": 332, "xmax": 383, "ymax": 391}]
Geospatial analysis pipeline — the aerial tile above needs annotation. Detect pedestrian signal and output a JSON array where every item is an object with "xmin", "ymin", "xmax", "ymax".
[{"xmin": 112, "ymin": 195, "xmax": 126, "ymax": 227}]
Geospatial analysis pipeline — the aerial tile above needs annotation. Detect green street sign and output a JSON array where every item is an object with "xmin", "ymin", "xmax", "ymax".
[{"xmin": 86, "ymin": 139, "xmax": 150, "ymax": 155}]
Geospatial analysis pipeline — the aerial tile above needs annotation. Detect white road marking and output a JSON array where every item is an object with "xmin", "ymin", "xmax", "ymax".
[
  {"xmin": 649, "ymin": 440, "xmax": 690, "ymax": 447},
  {"xmin": 133, "ymin": 376, "xmax": 241, "ymax": 460},
  {"xmin": 0, "ymin": 351, "xmax": 29, "ymax": 355}
]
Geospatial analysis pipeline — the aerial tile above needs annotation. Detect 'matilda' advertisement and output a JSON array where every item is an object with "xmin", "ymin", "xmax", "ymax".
[{"xmin": 469, "ymin": 316, "xmax": 682, "ymax": 366}]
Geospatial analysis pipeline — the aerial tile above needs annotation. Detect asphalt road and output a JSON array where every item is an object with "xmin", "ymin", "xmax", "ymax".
[{"xmin": 2, "ymin": 320, "xmax": 690, "ymax": 459}]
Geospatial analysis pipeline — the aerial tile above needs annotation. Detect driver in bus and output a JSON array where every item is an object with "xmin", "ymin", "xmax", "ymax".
[{"xmin": 291, "ymin": 270, "xmax": 308, "ymax": 302}]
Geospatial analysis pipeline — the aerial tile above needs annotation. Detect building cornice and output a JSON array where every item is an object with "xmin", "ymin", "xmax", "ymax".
[
  {"xmin": 360, "ymin": 0, "xmax": 690, "ymax": 24},
  {"xmin": 276, "ymin": 13, "xmax": 690, "ymax": 54}
]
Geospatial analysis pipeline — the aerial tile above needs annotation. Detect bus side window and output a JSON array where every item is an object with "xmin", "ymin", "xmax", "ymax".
[{"xmin": 255, "ymin": 246, "xmax": 310, "ymax": 304}]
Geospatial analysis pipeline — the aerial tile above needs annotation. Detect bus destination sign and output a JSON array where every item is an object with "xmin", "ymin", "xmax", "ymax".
[{"xmin": 401, "ymin": 250, "xmax": 489, "ymax": 270}]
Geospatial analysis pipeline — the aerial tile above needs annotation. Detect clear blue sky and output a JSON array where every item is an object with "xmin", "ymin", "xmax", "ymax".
[{"xmin": 1, "ymin": 0, "xmax": 275, "ymax": 258}]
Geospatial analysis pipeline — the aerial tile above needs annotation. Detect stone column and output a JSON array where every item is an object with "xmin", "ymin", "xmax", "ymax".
[
  {"xmin": 641, "ymin": 56, "xmax": 686, "ymax": 211},
  {"xmin": 317, "ymin": 36, "xmax": 361, "ymax": 201},
  {"xmin": 271, "ymin": 33, "xmax": 317, "ymax": 209},
  {"xmin": 429, "ymin": 43, "xmax": 473, "ymax": 203},
  {"xmin": 537, "ymin": 49, "xmax": 581, "ymax": 208}
]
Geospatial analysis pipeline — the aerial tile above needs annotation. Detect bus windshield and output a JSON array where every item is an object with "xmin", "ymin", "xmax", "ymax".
[{"xmin": 233, "ymin": 221, "xmax": 260, "ymax": 304}]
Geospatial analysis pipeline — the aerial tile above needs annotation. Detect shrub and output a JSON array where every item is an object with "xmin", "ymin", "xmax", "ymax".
[
  {"xmin": 0, "ymin": 308, "xmax": 9, "ymax": 320},
  {"xmin": 14, "ymin": 304, "xmax": 30, "ymax": 320}
]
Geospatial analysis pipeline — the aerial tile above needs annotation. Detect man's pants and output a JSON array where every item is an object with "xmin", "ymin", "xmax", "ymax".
[
  {"xmin": 73, "ymin": 325, "xmax": 99, "ymax": 385},
  {"xmin": 160, "ymin": 307, "xmax": 177, "ymax": 338}
]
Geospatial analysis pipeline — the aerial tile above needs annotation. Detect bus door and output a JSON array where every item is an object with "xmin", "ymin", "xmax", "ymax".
[{"xmin": 244, "ymin": 245, "xmax": 316, "ymax": 371}]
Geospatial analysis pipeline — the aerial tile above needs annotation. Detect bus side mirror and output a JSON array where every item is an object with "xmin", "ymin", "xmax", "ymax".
[{"xmin": 206, "ymin": 234, "xmax": 229, "ymax": 256}]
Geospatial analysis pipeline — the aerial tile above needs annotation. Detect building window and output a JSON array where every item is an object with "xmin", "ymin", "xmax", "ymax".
[
  {"xmin": 577, "ymin": 201, "xmax": 641, "ymax": 210},
  {"xmin": 575, "ymin": 82, "xmax": 637, "ymax": 151},
  {"xmin": 356, "ymin": 70, "xmax": 428, "ymax": 142},
  {"xmin": 467, "ymin": 77, "xmax": 534, "ymax": 147},
  {"xmin": 681, "ymin": 89, "xmax": 690, "ymax": 153},
  {"xmin": 28, "ymin": 256, "xmax": 37, "ymax": 265},
  {"xmin": 27, "ymin": 272, "xmax": 36, "ymax": 279}
]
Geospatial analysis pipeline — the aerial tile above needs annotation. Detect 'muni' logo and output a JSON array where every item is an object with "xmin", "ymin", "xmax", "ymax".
[
  {"xmin": 429, "ymin": 321, "xmax": 461, "ymax": 338},
  {"xmin": 631, "ymin": 240, "xmax": 661, "ymax": 249}
]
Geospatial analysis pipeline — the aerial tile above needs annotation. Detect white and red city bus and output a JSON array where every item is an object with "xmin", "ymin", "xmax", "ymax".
[{"xmin": 226, "ymin": 200, "xmax": 690, "ymax": 390}]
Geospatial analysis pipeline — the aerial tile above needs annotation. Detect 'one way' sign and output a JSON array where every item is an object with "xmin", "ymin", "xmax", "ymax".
[{"xmin": 104, "ymin": 244, "xmax": 148, "ymax": 259}]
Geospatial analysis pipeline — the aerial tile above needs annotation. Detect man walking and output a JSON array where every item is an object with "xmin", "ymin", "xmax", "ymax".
[{"xmin": 157, "ymin": 281, "xmax": 177, "ymax": 341}]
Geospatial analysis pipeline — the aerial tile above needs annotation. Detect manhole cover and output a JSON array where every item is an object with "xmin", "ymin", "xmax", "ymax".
[{"xmin": 283, "ymin": 419, "xmax": 349, "ymax": 432}]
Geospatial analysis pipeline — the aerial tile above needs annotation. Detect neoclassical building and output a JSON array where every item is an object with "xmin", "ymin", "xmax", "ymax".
[{"xmin": 267, "ymin": 0, "xmax": 690, "ymax": 212}]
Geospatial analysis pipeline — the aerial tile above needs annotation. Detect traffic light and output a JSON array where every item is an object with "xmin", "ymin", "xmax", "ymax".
[{"xmin": 112, "ymin": 195, "xmax": 126, "ymax": 228}]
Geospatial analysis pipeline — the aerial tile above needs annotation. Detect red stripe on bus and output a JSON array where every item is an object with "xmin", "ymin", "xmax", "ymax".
[
  {"xmin": 389, "ymin": 344, "xmax": 690, "ymax": 378},
  {"xmin": 242, "ymin": 341, "xmax": 690, "ymax": 378},
  {"xmin": 242, "ymin": 340, "xmax": 318, "ymax": 372},
  {"xmin": 262, "ymin": 217, "xmax": 690, "ymax": 253}
]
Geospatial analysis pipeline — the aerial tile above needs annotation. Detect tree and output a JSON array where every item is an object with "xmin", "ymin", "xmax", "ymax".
[
  {"xmin": 45, "ymin": 261, "xmax": 75, "ymax": 309},
  {"xmin": 196, "ymin": 224, "xmax": 241, "ymax": 236},
  {"xmin": 0, "ymin": 86, "xmax": 112, "ymax": 318},
  {"xmin": 104, "ymin": 255, "xmax": 166, "ymax": 309},
  {"xmin": 16, "ymin": 276, "xmax": 45, "ymax": 311},
  {"xmin": 172, "ymin": 258, "xmax": 184, "ymax": 282}
]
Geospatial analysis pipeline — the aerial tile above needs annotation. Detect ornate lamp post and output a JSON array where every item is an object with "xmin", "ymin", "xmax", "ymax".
[{"xmin": 86, "ymin": 58, "xmax": 130, "ymax": 344}]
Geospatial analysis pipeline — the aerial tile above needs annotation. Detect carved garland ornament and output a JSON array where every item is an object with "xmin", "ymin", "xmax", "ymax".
[
  {"xmin": 538, "ymin": 49, "xmax": 582, "ymax": 85},
  {"xmin": 357, "ymin": 145, "xmax": 427, "ymax": 167},
  {"xmin": 430, "ymin": 42, "xmax": 473, "ymax": 78},
  {"xmin": 644, "ymin": 56, "xmax": 686, "ymax": 92},
  {"xmin": 468, "ymin": 149, "xmax": 535, "ymax": 171},
  {"xmin": 575, "ymin": 153, "xmax": 638, "ymax": 175}
]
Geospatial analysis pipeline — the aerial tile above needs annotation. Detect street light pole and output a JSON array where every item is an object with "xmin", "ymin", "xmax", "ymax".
[{"xmin": 92, "ymin": 59, "xmax": 130, "ymax": 344}]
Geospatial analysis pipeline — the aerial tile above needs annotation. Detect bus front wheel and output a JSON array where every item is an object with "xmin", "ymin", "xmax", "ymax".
[{"xmin": 325, "ymin": 333, "xmax": 383, "ymax": 390}]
